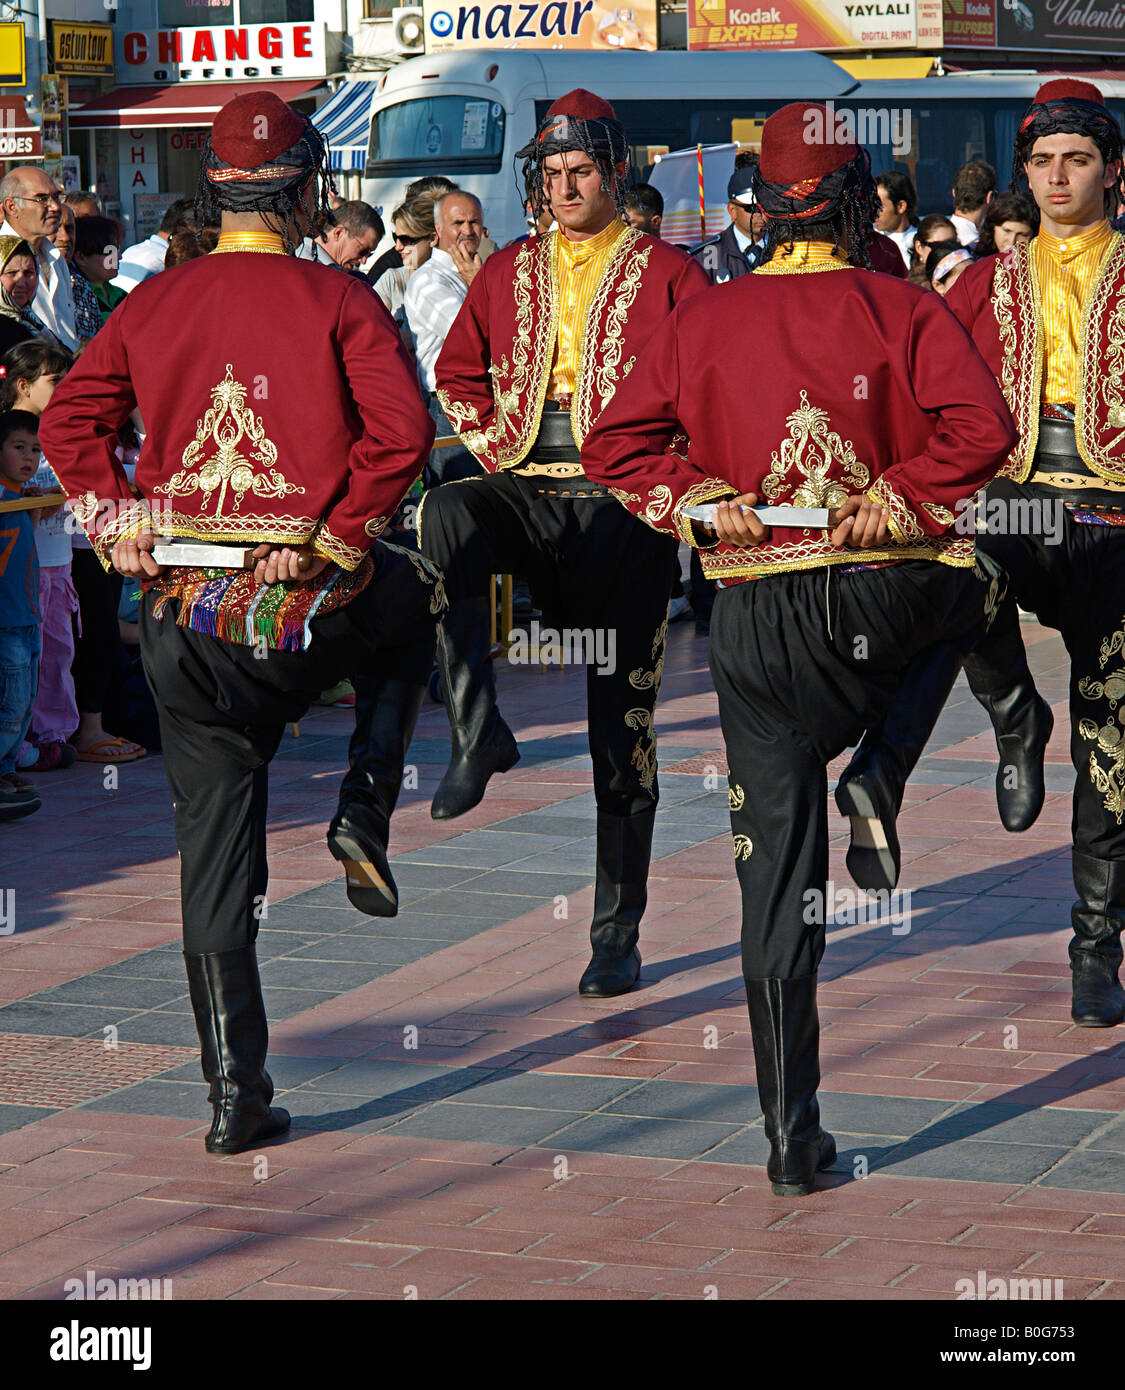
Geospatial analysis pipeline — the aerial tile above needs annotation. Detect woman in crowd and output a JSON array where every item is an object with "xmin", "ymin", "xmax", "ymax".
[
  {"xmin": 0, "ymin": 237, "xmax": 51, "ymax": 350},
  {"xmin": 907, "ymin": 213, "xmax": 958, "ymax": 285},
  {"xmin": 927, "ymin": 241, "xmax": 973, "ymax": 296},
  {"xmin": 372, "ymin": 192, "xmax": 436, "ymax": 320},
  {"xmin": 72, "ymin": 215, "xmax": 127, "ymax": 325},
  {"xmin": 51, "ymin": 202, "xmax": 104, "ymax": 344},
  {"xmin": 973, "ymin": 191, "xmax": 1037, "ymax": 258}
]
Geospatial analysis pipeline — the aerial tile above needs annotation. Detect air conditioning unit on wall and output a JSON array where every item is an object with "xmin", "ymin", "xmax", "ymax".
[{"xmin": 392, "ymin": 7, "xmax": 425, "ymax": 53}]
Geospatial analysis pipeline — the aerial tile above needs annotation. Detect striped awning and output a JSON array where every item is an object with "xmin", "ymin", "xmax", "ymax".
[{"xmin": 313, "ymin": 80, "xmax": 379, "ymax": 172}]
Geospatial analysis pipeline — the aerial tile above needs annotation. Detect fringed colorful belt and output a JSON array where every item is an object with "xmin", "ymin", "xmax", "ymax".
[{"xmin": 147, "ymin": 555, "xmax": 374, "ymax": 652}]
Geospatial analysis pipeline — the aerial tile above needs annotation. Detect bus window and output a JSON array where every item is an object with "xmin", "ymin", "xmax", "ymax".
[{"xmin": 367, "ymin": 97, "xmax": 506, "ymax": 176}]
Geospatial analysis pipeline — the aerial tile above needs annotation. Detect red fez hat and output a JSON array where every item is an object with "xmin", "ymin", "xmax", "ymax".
[
  {"xmin": 1033, "ymin": 78, "xmax": 1105, "ymax": 106},
  {"xmin": 760, "ymin": 102, "xmax": 859, "ymax": 184},
  {"xmin": 210, "ymin": 91, "xmax": 308, "ymax": 168},
  {"xmin": 544, "ymin": 89, "xmax": 619, "ymax": 123}
]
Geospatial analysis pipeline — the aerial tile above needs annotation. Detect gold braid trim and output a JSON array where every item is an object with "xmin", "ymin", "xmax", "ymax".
[
  {"xmin": 313, "ymin": 523, "xmax": 365, "ymax": 572},
  {"xmin": 572, "ymin": 226, "xmax": 647, "ymax": 444},
  {"xmin": 866, "ymin": 475, "xmax": 924, "ymax": 545},
  {"xmin": 991, "ymin": 243, "xmax": 1041, "ymax": 482},
  {"xmin": 1077, "ymin": 234, "xmax": 1125, "ymax": 482},
  {"xmin": 94, "ymin": 499, "xmax": 154, "ymax": 568},
  {"xmin": 670, "ymin": 477, "xmax": 740, "ymax": 547}
]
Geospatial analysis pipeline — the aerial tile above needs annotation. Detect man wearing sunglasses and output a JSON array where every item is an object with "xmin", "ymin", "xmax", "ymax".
[{"xmin": 0, "ymin": 167, "xmax": 78, "ymax": 349}]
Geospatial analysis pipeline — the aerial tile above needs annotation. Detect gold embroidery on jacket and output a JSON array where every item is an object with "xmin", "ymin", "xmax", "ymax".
[
  {"xmin": 761, "ymin": 392, "xmax": 870, "ymax": 509},
  {"xmin": 867, "ymin": 476, "xmax": 924, "ymax": 544},
  {"xmin": 991, "ymin": 245, "xmax": 1041, "ymax": 481},
  {"xmin": 364, "ymin": 515, "xmax": 389, "ymax": 538},
  {"xmin": 625, "ymin": 615, "xmax": 668, "ymax": 795},
  {"xmin": 670, "ymin": 477, "xmax": 740, "ymax": 545},
  {"xmin": 314, "ymin": 523, "xmax": 365, "ymax": 571},
  {"xmin": 1077, "ymin": 616, "xmax": 1125, "ymax": 825},
  {"xmin": 732, "ymin": 834, "xmax": 753, "ymax": 860},
  {"xmin": 728, "ymin": 783, "xmax": 745, "ymax": 812},
  {"xmin": 572, "ymin": 227, "xmax": 647, "ymax": 443},
  {"xmin": 1079, "ymin": 237, "xmax": 1125, "ymax": 481},
  {"xmin": 156, "ymin": 364, "xmax": 304, "ymax": 517},
  {"xmin": 645, "ymin": 485, "xmax": 674, "ymax": 523}
]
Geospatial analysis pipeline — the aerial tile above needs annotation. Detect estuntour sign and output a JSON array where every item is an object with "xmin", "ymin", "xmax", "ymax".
[
  {"xmin": 422, "ymin": 0, "xmax": 658, "ymax": 50},
  {"xmin": 687, "ymin": 0, "xmax": 918, "ymax": 49}
]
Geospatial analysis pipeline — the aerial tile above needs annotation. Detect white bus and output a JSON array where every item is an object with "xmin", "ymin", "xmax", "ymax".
[{"xmin": 358, "ymin": 51, "xmax": 1125, "ymax": 247}]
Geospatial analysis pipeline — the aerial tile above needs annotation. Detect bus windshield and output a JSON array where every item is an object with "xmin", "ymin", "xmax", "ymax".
[{"xmin": 368, "ymin": 96, "xmax": 506, "ymax": 176}]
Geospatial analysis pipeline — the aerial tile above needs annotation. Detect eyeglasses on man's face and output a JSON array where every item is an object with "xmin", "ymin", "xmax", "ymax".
[{"xmin": 13, "ymin": 192, "xmax": 62, "ymax": 208}]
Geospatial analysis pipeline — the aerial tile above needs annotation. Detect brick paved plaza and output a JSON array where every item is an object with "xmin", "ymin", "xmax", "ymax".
[{"xmin": 1, "ymin": 607, "xmax": 1124, "ymax": 1303}]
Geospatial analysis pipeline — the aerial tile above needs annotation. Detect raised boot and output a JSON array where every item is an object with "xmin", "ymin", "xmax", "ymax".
[
  {"xmin": 578, "ymin": 808, "xmax": 655, "ymax": 997},
  {"xmin": 835, "ymin": 642, "xmax": 962, "ymax": 892},
  {"xmin": 431, "ymin": 596, "xmax": 519, "ymax": 820},
  {"xmin": 1070, "ymin": 853, "xmax": 1125, "ymax": 1027},
  {"xmin": 327, "ymin": 672, "xmax": 426, "ymax": 916},
  {"xmin": 184, "ymin": 946, "xmax": 291, "ymax": 1156},
  {"xmin": 962, "ymin": 614, "xmax": 1053, "ymax": 833},
  {"xmin": 745, "ymin": 974, "xmax": 836, "ymax": 1196}
]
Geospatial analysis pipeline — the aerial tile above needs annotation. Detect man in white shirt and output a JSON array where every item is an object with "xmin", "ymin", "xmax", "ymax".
[
  {"xmin": 874, "ymin": 168, "xmax": 918, "ymax": 268},
  {"xmin": 111, "ymin": 196, "xmax": 196, "ymax": 293},
  {"xmin": 403, "ymin": 189, "xmax": 483, "ymax": 483},
  {"xmin": 0, "ymin": 167, "xmax": 77, "ymax": 350},
  {"xmin": 949, "ymin": 159, "xmax": 996, "ymax": 248},
  {"xmin": 296, "ymin": 200, "xmax": 384, "ymax": 273},
  {"xmin": 403, "ymin": 190, "xmax": 483, "ymax": 393}
]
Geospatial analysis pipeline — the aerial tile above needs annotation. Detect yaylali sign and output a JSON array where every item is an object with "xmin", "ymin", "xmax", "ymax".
[
  {"xmin": 117, "ymin": 21, "xmax": 328, "ymax": 83},
  {"xmin": 688, "ymin": 0, "xmax": 918, "ymax": 48}
]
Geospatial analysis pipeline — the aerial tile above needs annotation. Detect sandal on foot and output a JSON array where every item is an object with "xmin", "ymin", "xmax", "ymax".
[{"xmin": 72, "ymin": 736, "xmax": 147, "ymax": 764}]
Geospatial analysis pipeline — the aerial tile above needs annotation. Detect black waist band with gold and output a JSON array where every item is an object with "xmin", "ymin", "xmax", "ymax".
[
  {"xmin": 1028, "ymin": 415, "xmax": 1125, "ymax": 508},
  {"xmin": 512, "ymin": 407, "xmax": 608, "ymax": 495}
]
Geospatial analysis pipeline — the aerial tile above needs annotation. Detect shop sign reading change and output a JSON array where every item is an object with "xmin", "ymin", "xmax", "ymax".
[
  {"xmin": 688, "ymin": 0, "xmax": 917, "ymax": 48},
  {"xmin": 423, "ymin": 0, "xmax": 658, "ymax": 50},
  {"xmin": 116, "ymin": 20, "xmax": 327, "ymax": 83}
]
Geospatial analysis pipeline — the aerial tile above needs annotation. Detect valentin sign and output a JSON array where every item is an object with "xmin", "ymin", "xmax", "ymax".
[
  {"xmin": 423, "ymin": 0, "xmax": 658, "ymax": 50},
  {"xmin": 688, "ymin": 0, "xmax": 918, "ymax": 49},
  {"xmin": 996, "ymin": 0, "xmax": 1125, "ymax": 51}
]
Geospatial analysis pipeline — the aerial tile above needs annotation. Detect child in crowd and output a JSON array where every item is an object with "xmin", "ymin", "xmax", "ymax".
[
  {"xmin": 0, "ymin": 409, "xmax": 45, "ymax": 819},
  {"xmin": 0, "ymin": 341, "xmax": 78, "ymax": 773}
]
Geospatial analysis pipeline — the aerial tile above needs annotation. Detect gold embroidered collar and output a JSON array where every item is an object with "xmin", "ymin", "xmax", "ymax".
[
  {"xmin": 554, "ymin": 217, "xmax": 628, "ymax": 265},
  {"xmin": 756, "ymin": 240, "xmax": 852, "ymax": 275},
  {"xmin": 1036, "ymin": 220, "xmax": 1114, "ymax": 264},
  {"xmin": 214, "ymin": 232, "xmax": 289, "ymax": 256}
]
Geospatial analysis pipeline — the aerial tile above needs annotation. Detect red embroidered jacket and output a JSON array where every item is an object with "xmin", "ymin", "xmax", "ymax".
[
  {"xmin": 434, "ymin": 227, "xmax": 709, "ymax": 471},
  {"xmin": 581, "ymin": 260, "xmax": 1018, "ymax": 581},
  {"xmin": 945, "ymin": 233, "xmax": 1125, "ymax": 484},
  {"xmin": 38, "ymin": 252, "xmax": 434, "ymax": 570}
]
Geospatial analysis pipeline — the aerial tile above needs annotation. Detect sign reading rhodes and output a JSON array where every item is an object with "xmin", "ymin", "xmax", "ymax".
[
  {"xmin": 997, "ymin": 0, "xmax": 1125, "ymax": 52},
  {"xmin": 688, "ymin": 0, "xmax": 918, "ymax": 48},
  {"xmin": 422, "ymin": 0, "xmax": 658, "ymax": 50}
]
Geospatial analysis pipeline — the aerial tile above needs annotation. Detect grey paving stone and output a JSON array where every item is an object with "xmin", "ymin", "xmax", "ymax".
[
  {"xmin": 114, "ymin": 1012, "xmax": 205, "ymax": 1046},
  {"xmin": 259, "ymin": 986, "xmax": 339, "ymax": 1018},
  {"xmin": 873, "ymin": 1139, "xmax": 1068, "ymax": 1182},
  {"xmin": 32, "ymin": 976, "xmax": 189, "ymax": 1010},
  {"xmin": 488, "ymin": 814, "xmax": 594, "ymax": 838},
  {"xmin": 286, "ymin": 936, "xmax": 437, "ymax": 966},
  {"xmin": 454, "ymin": 1071, "xmax": 639, "ymax": 1112},
  {"xmin": 385, "ymin": 1101, "xmax": 586, "ymax": 1146},
  {"xmin": 604, "ymin": 1079, "xmax": 757, "ymax": 1124},
  {"xmin": 0, "ymin": 1002, "xmax": 130, "ymax": 1037},
  {"xmin": 344, "ymin": 913, "xmax": 496, "ymax": 941},
  {"xmin": 935, "ymin": 1103, "xmax": 1111, "ymax": 1148},
  {"xmin": 545, "ymin": 1112, "xmax": 743, "ymax": 1159},
  {"xmin": 459, "ymin": 870, "xmax": 591, "ymax": 895},
  {"xmin": 407, "ymin": 891, "xmax": 544, "ymax": 921},
  {"xmin": 259, "ymin": 959, "xmax": 390, "ymax": 991},
  {"xmin": 156, "ymin": 1055, "xmax": 345, "ymax": 1089},
  {"xmin": 100, "ymin": 952, "xmax": 189, "ymax": 981},
  {"xmin": 1039, "ymin": 1150, "xmax": 1125, "ymax": 1192},
  {"xmin": 296, "ymin": 1060, "xmax": 496, "ymax": 1101},
  {"xmin": 379, "ymin": 863, "xmax": 491, "ymax": 890},
  {"xmin": 817, "ymin": 1092, "xmax": 950, "ymax": 1138},
  {"xmin": 394, "ymin": 843, "xmax": 551, "ymax": 869},
  {"xmin": 77, "ymin": 1079, "xmax": 210, "ymax": 1118},
  {"xmin": 281, "ymin": 1091, "xmax": 423, "ymax": 1130},
  {"xmin": 0, "ymin": 1103, "xmax": 59, "ymax": 1131}
]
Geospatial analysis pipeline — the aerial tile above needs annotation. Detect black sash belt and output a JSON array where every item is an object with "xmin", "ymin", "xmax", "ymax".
[{"xmin": 1028, "ymin": 416, "xmax": 1125, "ymax": 509}]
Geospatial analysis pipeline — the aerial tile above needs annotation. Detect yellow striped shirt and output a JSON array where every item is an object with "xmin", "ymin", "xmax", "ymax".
[
  {"xmin": 548, "ymin": 217, "xmax": 628, "ymax": 399},
  {"xmin": 755, "ymin": 240, "xmax": 850, "ymax": 274},
  {"xmin": 1034, "ymin": 220, "xmax": 1115, "ymax": 405}
]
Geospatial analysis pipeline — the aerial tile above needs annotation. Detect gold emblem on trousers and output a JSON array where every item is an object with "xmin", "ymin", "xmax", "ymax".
[{"xmin": 1078, "ymin": 616, "xmax": 1125, "ymax": 825}]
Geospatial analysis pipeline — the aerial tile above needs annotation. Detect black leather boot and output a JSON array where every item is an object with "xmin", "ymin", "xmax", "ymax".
[
  {"xmin": 431, "ymin": 597, "xmax": 519, "ymax": 820},
  {"xmin": 327, "ymin": 673, "xmax": 425, "ymax": 916},
  {"xmin": 835, "ymin": 643, "xmax": 962, "ymax": 893},
  {"xmin": 578, "ymin": 808, "xmax": 655, "ymax": 997},
  {"xmin": 962, "ymin": 619, "xmax": 1053, "ymax": 833},
  {"xmin": 184, "ymin": 946, "xmax": 291, "ymax": 1155},
  {"xmin": 1070, "ymin": 853, "xmax": 1125, "ymax": 1027},
  {"xmin": 745, "ymin": 974, "xmax": 836, "ymax": 1196}
]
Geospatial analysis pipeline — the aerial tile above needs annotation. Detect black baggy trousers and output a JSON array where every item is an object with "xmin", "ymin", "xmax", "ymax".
[
  {"xmin": 709, "ymin": 559, "xmax": 991, "ymax": 980},
  {"xmin": 138, "ymin": 543, "xmax": 442, "ymax": 955}
]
